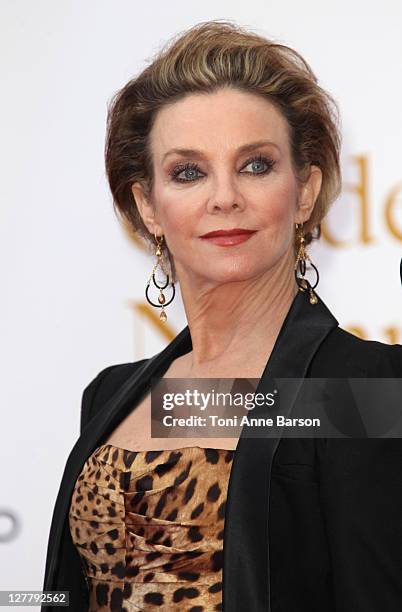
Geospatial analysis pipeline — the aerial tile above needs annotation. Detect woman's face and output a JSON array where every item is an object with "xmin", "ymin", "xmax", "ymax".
[{"xmin": 133, "ymin": 87, "xmax": 321, "ymax": 286}]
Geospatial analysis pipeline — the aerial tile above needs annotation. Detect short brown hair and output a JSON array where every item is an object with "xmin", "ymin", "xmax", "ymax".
[{"xmin": 105, "ymin": 19, "xmax": 342, "ymax": 282}]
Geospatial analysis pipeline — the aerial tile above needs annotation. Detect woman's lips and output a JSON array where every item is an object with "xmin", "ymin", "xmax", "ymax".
[{"xmin": 200, "ymin": 231, "xmax": 257, "ymax": 246}]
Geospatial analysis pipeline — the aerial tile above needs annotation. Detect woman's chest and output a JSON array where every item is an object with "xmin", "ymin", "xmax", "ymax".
[{"xmin": 103, "ymin": 389, "xmax": 239, "ymax": 451}]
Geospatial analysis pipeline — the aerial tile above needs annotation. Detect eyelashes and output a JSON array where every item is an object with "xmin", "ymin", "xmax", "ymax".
[{"xmin": 169, "ymin": 154, "xmax": 276, "ymax": 183}]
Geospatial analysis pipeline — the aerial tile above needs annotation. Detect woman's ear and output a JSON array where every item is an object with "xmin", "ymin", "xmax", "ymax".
[
  {"xmin": 131, "ymin": 182, "xmax": 163, "ymax": 236},
  {"xmin": 295, "ymin": 165, "xmax": 323, "ymax": 224}
]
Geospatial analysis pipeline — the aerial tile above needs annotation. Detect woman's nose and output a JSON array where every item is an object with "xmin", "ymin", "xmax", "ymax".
[{"xmin": 206, "ymin": 174, "xmax": 245, "ymax": 213}]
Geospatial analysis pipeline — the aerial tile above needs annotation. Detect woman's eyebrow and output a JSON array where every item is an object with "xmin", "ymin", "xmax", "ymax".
[{"xmin": 162, "ymin": 139, "xmax": 280, "ymax": 162}]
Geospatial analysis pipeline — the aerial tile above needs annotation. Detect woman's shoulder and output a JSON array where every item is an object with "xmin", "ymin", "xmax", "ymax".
[
  {"xmin": 311, "ymin": 326, "xmax": 402, "ymax": 377},
  {"xmin": 83, "ymin": 358, "xmax": 149, "ymax": 397},
  {"xmin": 80, "ymin": 358, "xmax": 149, "ymax": 432}
]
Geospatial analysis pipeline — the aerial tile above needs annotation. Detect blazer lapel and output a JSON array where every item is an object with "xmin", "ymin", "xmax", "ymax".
[{"xmin": 222, "ymin": 289, "xmax": 339, "ymax": 611}]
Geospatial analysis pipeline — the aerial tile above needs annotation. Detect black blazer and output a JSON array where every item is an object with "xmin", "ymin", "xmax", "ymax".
[{"xmin": 42, "ymin": 289, "xmax": 402, "ymax": 611}]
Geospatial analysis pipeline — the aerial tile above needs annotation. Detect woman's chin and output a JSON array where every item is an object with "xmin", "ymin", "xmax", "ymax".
[{"xmin": 191, "ymin": 263, "xmax": 267, "ymax": 285}]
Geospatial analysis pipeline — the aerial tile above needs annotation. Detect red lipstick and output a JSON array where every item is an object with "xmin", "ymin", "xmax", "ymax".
[{"xmin": 199, "ymin": 228, "xmax": 257, "ymax": 247}]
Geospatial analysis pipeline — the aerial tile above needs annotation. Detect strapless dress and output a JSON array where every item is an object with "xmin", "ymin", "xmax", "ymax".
[{"xmin": 69, "ymin": 443, "xmax": 235, "ymax": 611}]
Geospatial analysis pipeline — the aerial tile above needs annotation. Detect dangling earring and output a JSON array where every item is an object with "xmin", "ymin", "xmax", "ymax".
[
  {"xmin": 145, "ymin": 233, "xmax": 176, "ymax": 322},
  {"xmin": 294, "ymin": 222, "xmax": 319, "ymax": 305}
]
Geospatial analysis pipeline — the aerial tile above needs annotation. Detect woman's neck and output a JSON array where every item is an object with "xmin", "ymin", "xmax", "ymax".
[{"xmin": 177, "ymin": 264, "xmax": 298, "ymax": 376}]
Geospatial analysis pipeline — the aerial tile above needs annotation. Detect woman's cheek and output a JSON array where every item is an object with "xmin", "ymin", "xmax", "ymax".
[
  {"xmin": 263, "ymin": 184, "xmax": 297, "ymax": 227},
  {"xmin": 160, "ymin": 207, "xmax": 195, "ymax": 256}
]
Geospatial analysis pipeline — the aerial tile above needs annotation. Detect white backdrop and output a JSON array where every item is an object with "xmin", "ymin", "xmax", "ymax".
[{"xmin": 1, "ymin": 0, "xmax": 401, "ymax": 602}]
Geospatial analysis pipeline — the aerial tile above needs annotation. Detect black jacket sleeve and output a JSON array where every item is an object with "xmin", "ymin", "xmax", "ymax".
[
  {"xmin": 319, "ymin": 343, "xmax": 402, "ymax": 611},
  {"xmin": 42, "ymin": 359, "xmax": 149, "ymax": 611}
]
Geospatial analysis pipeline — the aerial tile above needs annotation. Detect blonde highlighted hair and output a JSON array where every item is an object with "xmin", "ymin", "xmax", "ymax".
[{"xmin": 105, "ymin": 19, "xmax": 342, "ymax": 281}]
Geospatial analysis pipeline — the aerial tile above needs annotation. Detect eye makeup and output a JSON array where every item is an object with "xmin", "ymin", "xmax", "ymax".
[{"xmin": 168, "ymin": 154, "xmax": 277, "ymax": 183}]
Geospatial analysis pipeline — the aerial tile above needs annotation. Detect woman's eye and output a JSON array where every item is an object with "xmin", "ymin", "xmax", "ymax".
[
  {"xmin": 171, "ymin": 163, "xmax": 202, "ymax": 183},
  {"xmin": 241, "ymin": 155, "xmax": 275, "ymax": 175}
]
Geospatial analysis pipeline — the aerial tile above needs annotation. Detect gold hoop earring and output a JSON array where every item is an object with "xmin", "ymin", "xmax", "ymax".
[
  {"xmin": 294, "ymin": 223, "xmax": 319, "ymax": 305},
  {"xmin": 145, "ymin": 234, "xmax": 176, "ymax": 322}
]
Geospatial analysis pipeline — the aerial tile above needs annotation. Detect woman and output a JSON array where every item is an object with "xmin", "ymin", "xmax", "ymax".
[{"xmin": 42, "ymin": 20, "xmax": 402, "ymax": 612}]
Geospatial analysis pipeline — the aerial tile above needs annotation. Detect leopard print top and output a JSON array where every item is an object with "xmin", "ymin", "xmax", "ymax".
[{"xmin": 69, "ymin": 443, "xmax": 235, "ymax": 611}]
